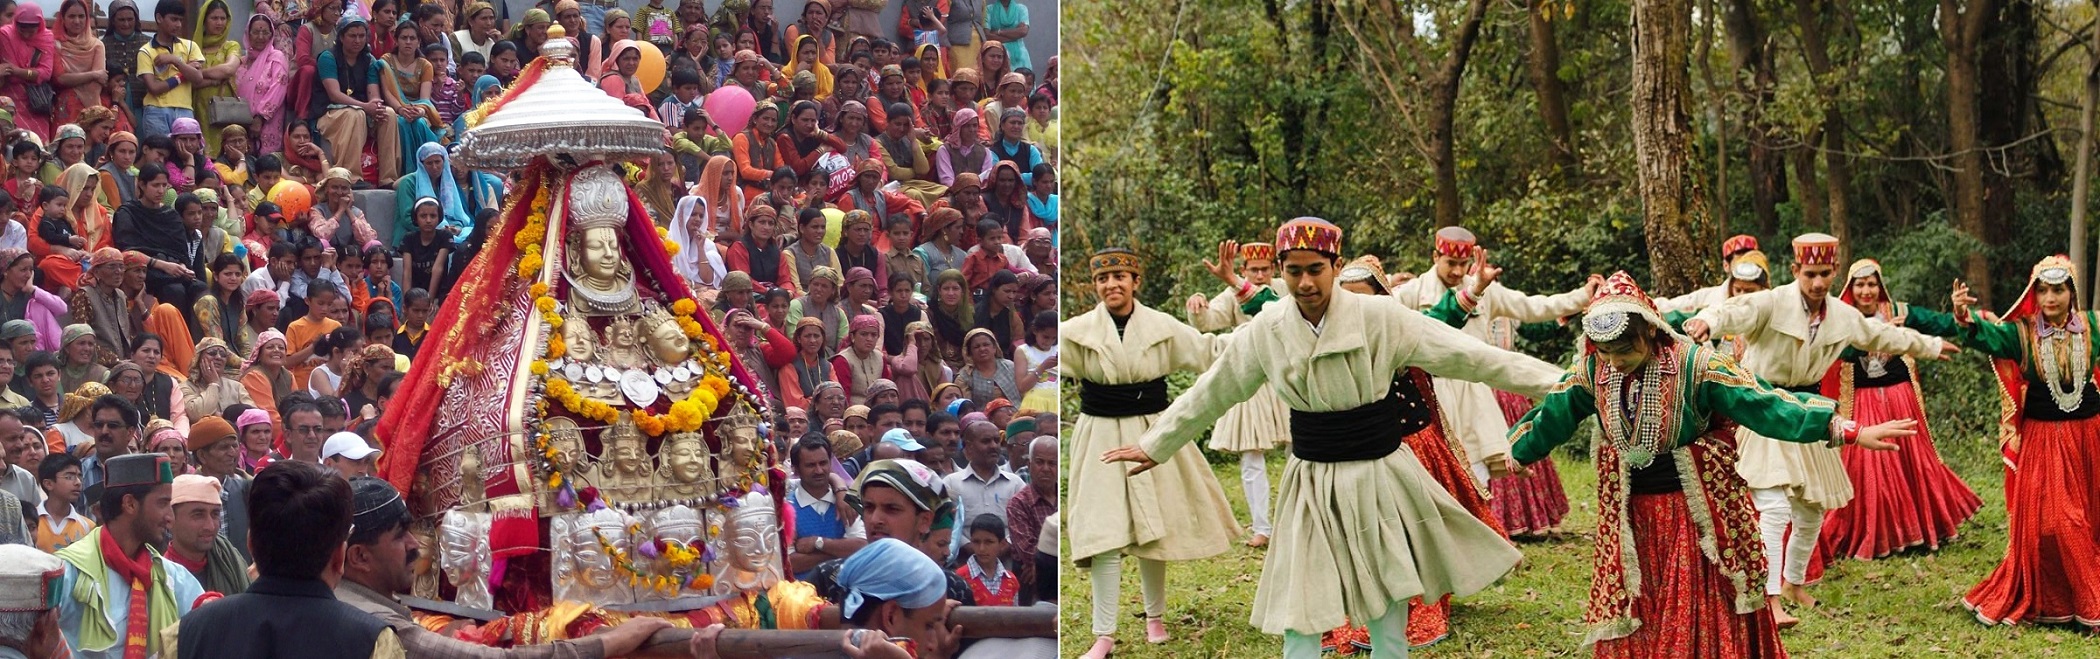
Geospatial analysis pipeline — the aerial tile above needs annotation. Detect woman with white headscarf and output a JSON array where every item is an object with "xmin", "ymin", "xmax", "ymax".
[{"xmin": 669, "ymin": 195, "xmax": 727, "ymax": 290}]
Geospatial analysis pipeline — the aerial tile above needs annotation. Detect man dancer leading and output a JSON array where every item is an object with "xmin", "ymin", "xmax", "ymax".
[{"xmin": 1683, "ymin": 232, "xmax": 1960, "ymax": 627}]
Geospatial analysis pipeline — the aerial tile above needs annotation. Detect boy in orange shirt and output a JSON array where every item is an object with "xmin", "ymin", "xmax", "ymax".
[{"xmin": 284, "ymin": 282, "xmax": 344, "ymax": 390}]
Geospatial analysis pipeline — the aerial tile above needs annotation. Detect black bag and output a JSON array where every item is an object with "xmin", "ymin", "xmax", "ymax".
[{"xmin": 23, "ymin": 49, "xmax": 54, "ymax": 116}]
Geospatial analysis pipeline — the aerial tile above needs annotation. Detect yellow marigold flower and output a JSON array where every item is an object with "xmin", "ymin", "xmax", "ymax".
[
  {"xmin": 530, "ymin": 361, "xmax": 549, "ymax": 376},
  {"xmin": 535, "ymin": 296, "xmax": 557, "ymax": 313},
  {"xmin": 549, "ymin": 472, "xmax": 563, "ymax": 488},
  {"xmin": 663, "ymin": 241, "xmax": 679, "ymax": 256},
  {"xmin": 672, "ymin": 299, "xmax": 697, "ymax": 316},
  {"xmin": 530, "ymin": 282, "xmax": 549, "ymax": 297}
]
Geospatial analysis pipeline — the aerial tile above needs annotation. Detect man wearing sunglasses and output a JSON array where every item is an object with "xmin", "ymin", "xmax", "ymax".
[
  {"xmin": 276, "ymin": 395, "xmax": 330, "ymax": 464},
  {"xmin": 79, "ymin": 395, "xmax": 143, "ymax": 510}
]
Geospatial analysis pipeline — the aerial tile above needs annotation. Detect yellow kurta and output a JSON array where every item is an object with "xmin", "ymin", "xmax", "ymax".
[
  {"xmin": 1691, "ymin": 281, "xmax": 1943, "ymax": 508},
  {"xmin": 1136, "ymin": 288, "xmax": 1563, "ymax": 634},
  {"xmin": 1391, "ymin": 273, "xmax": 1587, "ymax": 487},
  {"xmin": 1188, "ymin": 287, "xmax": 1292, "ymax": 452},
  {"xmin": 1062, "ymin": 302, "xmax": 1241, "ymax": 564}
]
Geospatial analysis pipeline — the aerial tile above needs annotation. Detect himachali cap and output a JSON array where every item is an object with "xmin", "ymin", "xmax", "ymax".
[
  {"xmin": 844, "ymin": 404, "xmax": 871, "ymax": 421},
  {"xmin": 106, "ymin": 453, "xmax": 175, "ymax": 488},
  {"xmin": 1239, "ymin": 242, "xmax": 1276, "ymax": 264},
  {"xmin": 1090, "ymin": 248, "xmax": 1142, "ymax": 277},
  {"xmin": 170, "ymin": 474, "xmax": 222, "ymax": 506},
  {"xmin": 1792, "ymin": 233, "xmax": 1841, "ymax": 266},
  {"xmin": 1433, "ymin": 226, "xmax": 1477, "ymax": 259},
  {"xmin": 1276, "ymin": 217, "xmax": 1343, "ymax": 258},
  {"xmin": 1722, "ymin": 234, "xmax": 1759, "ymax": 260},
  {"xmin": 0, "ymin": 545, "xmax": 63, "ymax": 612}
]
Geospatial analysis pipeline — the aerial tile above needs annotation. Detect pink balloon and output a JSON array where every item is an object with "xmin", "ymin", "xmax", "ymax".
[{"xmin": 704, "ymin": 86, "xmax": 758, "ymax": 136}]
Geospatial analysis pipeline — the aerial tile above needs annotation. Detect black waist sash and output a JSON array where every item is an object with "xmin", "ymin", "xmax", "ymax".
[
  {"xmin": 1079, "ymin": 378, "xmax": 1170, "ymax": 418},
  {"xmin": 1290, "ymin": 374, "xmax": 1434, "ymax": 463},
  {"xmin": 1780, "ymin": 383, "xmax": 1820, "ymax": 396}
]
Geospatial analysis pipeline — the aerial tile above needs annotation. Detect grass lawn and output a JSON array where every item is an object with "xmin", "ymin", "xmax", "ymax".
[{"xmin": 1060, "ymin": 446, "xmax": 2100, "ymax": 657}]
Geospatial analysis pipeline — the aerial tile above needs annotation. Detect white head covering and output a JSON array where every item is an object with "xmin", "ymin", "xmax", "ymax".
[{"xmin": 670, "ymin": 195, "xmax": 727, "ymax": 289}]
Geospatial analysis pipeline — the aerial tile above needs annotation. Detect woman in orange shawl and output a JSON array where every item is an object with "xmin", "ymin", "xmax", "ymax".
[
  {"xmin": 51, "ymin": 0, "xmax": 104, "ymax": 128},
  {"xmin": 692, "ymin": 154, "xmax": 745, "ymax": 241},
  {"xmin": 241, "ymin": 328, "xmax": 291, "ymax": 433}
]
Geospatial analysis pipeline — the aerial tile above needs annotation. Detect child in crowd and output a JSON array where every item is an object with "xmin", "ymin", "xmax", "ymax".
[
  {"xmin": 34, "ymin": 185, "xmax": 86, "ymax": 261},
  {"xmin": 337, "ymin": 244, "xmax": 371, "ymax": 316},
  {"xmin": 399, "ymin": 198, "xmax": 451, "ymax": 300},
  {"xmin": 961, "ymin": 219, "xmax": 1012, "ymax": 293},
  {"xmin": 959, "ymin": 513, "xmax": 1018, "ymax": 606},
  {"xmin": 394, "ymin": 287, "xmax": 433, "ymax": 358},
  {"xmin": 659, "ymin": 69, "xmax": 709, "ymax": 132},
  {"xmin": 35, "ymin": 452, "xmax": 94, "ymax": 552},
  {"xmin": 6, "ymin": 141, "xmax": 40, "ymax": 212},
  {"xmin": 364, "ymin": 246, "xmax": 402, "ymax": 318},
  {"xmin": 1026, "ymin": 163, "xmax": 1056, "ymax": 236}
]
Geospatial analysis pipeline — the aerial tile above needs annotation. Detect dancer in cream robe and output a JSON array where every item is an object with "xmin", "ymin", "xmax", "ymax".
[
  {"xmin": 1107, "ymin": 218, "xmax": 1561, "ymax": 659},
  {"xmin": 1683, "ymin": 232, "xmax": 1958, "ymax": 627},
  {"xmin": 1185, "ymin": 241, "xmax": 1293, "ymax": 548},
  {"xmin": 1389, "ymin": 226, "xmax": 1592, "ymax": 487},
  {"xmin": 1066, "ymin": 248, "xmax": 1242, "ymax": 659}
]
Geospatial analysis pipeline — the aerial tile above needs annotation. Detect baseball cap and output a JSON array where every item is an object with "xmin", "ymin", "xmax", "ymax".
[{"xmin": 321, "ymin": 432, "xmax": 382, "ymax": 461}]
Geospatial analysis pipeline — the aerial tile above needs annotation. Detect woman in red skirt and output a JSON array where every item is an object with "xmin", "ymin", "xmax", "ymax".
[
  {"xmin": 1486, "ymin": 317, "xmax": 1571, "ymax": 538},
  {"xmin": 1958, "ymin": 256, "xmax": 2100, "ymax": 628},
  {"xmin": 1512, "ymin": 272, "xmax": 1912, "ymax": 657},
  {"xmin": 1811, "ymin": 259, "xmax": 1979, "ymax": 574}
]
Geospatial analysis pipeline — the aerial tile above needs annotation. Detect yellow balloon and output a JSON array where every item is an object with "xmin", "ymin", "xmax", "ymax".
[
  {"xmin": 634, "ymin": 41, "xmax": 668, "ymax": 93},
  {"xmin": 822, "ymin": 207, "xmax": 844, "ymax": 248}
]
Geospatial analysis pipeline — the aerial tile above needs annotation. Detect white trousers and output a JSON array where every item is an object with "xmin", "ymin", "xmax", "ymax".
[
  {"xmin": 1089, "ymin": 553, "xmax": 1166, "ymax": 636},
  {"xmin": 1281, "ymin": 602, "xmax": 1409, "ymax": 659},
  {"xmin": 1751, "ymin": 486, "xmax": 1824, "ymax": 594},
  {"xmin": 1241, "ymin": 451, "xmax": 1273, "ymax": 536}
]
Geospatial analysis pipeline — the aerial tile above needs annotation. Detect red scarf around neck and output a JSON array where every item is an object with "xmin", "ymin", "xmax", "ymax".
[{"xmin": 99, "ymin": 528, "xmax": 154, "ymax": 659}]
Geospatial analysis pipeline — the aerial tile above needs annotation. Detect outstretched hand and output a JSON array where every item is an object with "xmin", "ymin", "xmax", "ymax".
[
  {"xmin": 1854, "ymin": 418, "xmax": 1917, "ymax": 451},
  {"xmin": 1102, "ymin": 445, "xmax": 1160, "ymax": 475},
  {"xmin": 1934, "ymin": 341, "xmax": 1963, "ymax": 361},
  {"xmin": 1684, "ymin": 319, "xmax": 1712, "ymax": 343},
  {"xmin": 1952, "ymin": 280, "xmax": 1978, "ymax": 324},
  {"xmin": 1187, "ymin": 293, "xmax": 1210, "ymax": 317},
  {"xmin": 1470, "ymin": 248, "xmax": 1503, "ymax": 297},
  {"xmin": 1204, "ymin": 240, "xmax": 1242, "ymax": 288}
]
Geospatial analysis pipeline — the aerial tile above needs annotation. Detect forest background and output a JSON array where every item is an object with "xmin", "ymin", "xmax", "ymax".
[{"xmin": 1059, "ymin": 0, "xmax": 2100, "ymax": 654}]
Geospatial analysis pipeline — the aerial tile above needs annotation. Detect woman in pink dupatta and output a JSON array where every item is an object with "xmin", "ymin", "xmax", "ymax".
[
  {"xmin": 238, "ymin": 13, "xmax": 292, "ymax": 156},
  {"xmin": 0, "ymin": 5, "xmax": 57, "ymax": 139}
]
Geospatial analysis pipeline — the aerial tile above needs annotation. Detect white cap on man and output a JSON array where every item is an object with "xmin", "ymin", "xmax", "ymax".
[{"xmin": 321, "ymin": 432, "xmax": 382, "ymax": 462}]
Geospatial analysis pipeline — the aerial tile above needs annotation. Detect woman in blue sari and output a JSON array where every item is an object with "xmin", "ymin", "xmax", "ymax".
[{"xmin": 392, "ymin": 142, "xmax": 474, "ymax": 244}]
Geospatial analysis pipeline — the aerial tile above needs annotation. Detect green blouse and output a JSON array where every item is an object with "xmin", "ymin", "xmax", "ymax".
[
  {"xmin": 1508, "ymin": 342, "xmax": 1843, "ymax": 464},
  {"xmin": 1961, "ymin": 309, "xmax": 2100, "ymax": 384}
]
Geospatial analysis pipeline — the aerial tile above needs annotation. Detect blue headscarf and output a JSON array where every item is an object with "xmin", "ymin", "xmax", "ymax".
[
  {"xmin": 451, "ymin": 75, "xmax": 504, "ymax": 136},
  {"xmin": 836, "ymin": 538, "xmax": 947, "ymax": 618},
  {"xmin": 403, "ymin": 142, "xmax": 473, "ymax": 245}
]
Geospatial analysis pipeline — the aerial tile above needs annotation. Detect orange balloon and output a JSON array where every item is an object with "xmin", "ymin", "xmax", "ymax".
[
  {"xmin": 633, "ymin": 41, "xmax": 668, "ymax": 93},
  {"xmin": 267, "ymin": 180, "xmax": 312, "ymax": 220}
]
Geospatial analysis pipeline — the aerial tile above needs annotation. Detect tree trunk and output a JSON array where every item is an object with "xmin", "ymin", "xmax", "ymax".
[
  {"xmin": 1942, "ymin": 0, "xmax": 1994, "ymax": 305},
  {"xmin": 1429, "ymin": 0, "xmax": 1494, "ymax": 228},
  {"xmin": 1698, "ymin": 0, "xmax": 1731, "ymax": 232},
  {"xmin": 1723, "ymin": 0, "xmax": 1785, "ymax": 233},
  {"xmin": 1794, "ymin": 0, "xmax": 1852, "ymax": 260},
  {"xmin": 1632, "ymin": 0, "xmax": 1705, "ymax": 296},
  {"xmin": 1789, "ymin": 145, "xmax": 1829, "ymax": 230},
  {"xmin": 1529, "ymin": 0, "xmax": 1579, "ymax": 175},
  {"xmin": 2071, "ymin": 6, "xmax": 2099, "ymax": 308}
]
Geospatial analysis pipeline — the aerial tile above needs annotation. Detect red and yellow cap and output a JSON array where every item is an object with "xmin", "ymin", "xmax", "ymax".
[
  {"xmin": 1238, "ymin": 242, "xmax": 1276, "ymax": 264},
  {"xmin": 1722, "ymin": 234, "xmax": 1759, "ymax": 260},
  {"xmin": 1792, "ymin": 233, "xmax": 1840, "ymax": 266},
  {"xmin": 1276, "ymin": 217, "xmax": 1343, "ymax": 257},
  {"xmin": 1434, "ymin": 226, "xmax": 1477, "ymax": 259}
]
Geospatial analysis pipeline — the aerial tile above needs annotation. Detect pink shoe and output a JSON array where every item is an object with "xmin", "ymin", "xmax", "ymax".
[
  {"xmin": 1145, "ymin": 617, "xmax": 1170, "ymax": 644},
  {"xmin": 1080, "ymin": 635, "xmax": 1116, "ymax": 659}
]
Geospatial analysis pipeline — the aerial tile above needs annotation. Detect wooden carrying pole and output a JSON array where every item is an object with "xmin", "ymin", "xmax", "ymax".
[{"xmin": 628, "ymin": 606, "xmax": 1055, "ymax": 658}]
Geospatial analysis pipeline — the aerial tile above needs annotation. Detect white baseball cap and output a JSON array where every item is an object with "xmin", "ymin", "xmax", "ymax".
[{"xmin": 322, "ymin": 432, "xmax": 382, "ymax": 461}]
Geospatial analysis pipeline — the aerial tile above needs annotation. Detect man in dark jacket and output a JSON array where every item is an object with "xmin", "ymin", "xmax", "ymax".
[{"xmin": 174, "ymin": 461, "xmax": 394, "ymax": 659}]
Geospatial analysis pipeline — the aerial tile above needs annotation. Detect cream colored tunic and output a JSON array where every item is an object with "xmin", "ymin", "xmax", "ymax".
[
  {"xmin": 1189, "ymin": 287, "xmax": 1293, "ymax": 452},
  {"xmin": 1062, "ymin": 302, "xmax": 1242, "ymax": 564},
  {"xmin": 1391, "ymin": 273, "xmax": 1587, "ymax": 486},
  {"xmin": 1691, "ymin": 282, "xmax": 1944, "ymax": 508},
  {"xmin": 1655, "ymin": 283, "xmax": 1728, "ymax": 315},
  {"xmin": 1137, "ymin": 288, "xmax": 1563, "ymax": 635}
]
